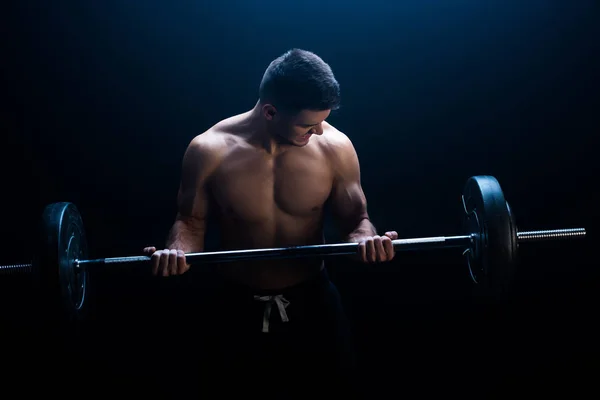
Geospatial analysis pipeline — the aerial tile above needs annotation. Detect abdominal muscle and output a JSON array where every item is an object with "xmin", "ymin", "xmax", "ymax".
[{"xmin": 214, "ymin": 216, "xmax": 326, "ymax": 290}]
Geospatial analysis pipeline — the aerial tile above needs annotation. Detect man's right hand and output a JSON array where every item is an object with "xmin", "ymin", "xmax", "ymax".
[{"xmin": 143, "ymin": 247, "xmax": 190, "ymax": 276}]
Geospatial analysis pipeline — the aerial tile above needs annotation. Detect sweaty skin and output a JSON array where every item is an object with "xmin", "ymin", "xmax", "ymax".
[{"xmin": 163, "ymin": 109, "xmax": 376, "ymax": 290}]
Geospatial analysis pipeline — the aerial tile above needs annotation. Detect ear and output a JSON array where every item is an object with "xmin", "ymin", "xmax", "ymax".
[{"xmin": 262, "ymin": 104, "xmax": 277, "ymax": 121}]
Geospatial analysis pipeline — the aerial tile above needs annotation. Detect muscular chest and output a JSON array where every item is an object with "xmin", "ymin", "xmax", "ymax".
[{"xmin": 211, "ymin": 148, "xmax": 333, "ymax": 220}]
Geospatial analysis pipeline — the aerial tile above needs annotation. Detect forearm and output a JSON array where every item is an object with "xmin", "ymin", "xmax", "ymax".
[
  {"xmin": 165, "ymin": 217, "xmax": 206, "ymax": 253},
  {"xmin": 345, "ymin": 218, "xmax": 378, "ymax": 243}
]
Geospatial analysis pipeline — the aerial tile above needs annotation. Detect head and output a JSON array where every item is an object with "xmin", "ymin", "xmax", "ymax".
[{"xmin": 258, "ymin": 49, "xmax": 341, "ymax": 146}]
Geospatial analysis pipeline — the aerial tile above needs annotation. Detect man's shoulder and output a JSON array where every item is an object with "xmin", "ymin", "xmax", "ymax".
[
  {"xmin": 186, "ymin": 132, "xmax": 223, "ymax": 162},
  {"xmin": 183, "ymin": 130, "xmax": 232, "ymax": 173},
  {"xmin": 315, "ymin": 122, "xmax": 360, "ymax": 176},
  {"xmin": 189, "ymin": 116, "xmax": 245, "ymax": 152},
  {"xmin": 190, "ymin": 129, "xmax": 226, "ymax": 148},
  {"xmin": 320, "ymin": 122, "xmax": 356, "ymax": 154}
]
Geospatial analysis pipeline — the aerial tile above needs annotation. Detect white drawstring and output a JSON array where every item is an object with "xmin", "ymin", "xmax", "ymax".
[{"xmin": 253, "ymin": 294, "xmax": 290, "ymax": 333}]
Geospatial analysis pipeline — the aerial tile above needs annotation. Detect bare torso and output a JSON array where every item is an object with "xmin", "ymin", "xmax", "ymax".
[{"xmin": 204, "ymin": 114, "xmax": 339, "ymax": 289}]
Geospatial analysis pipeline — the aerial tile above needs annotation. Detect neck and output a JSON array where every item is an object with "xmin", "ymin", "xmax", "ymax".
[{"xmin": 246, "ymin": 100, "xmax": 291, "ymax": 155}]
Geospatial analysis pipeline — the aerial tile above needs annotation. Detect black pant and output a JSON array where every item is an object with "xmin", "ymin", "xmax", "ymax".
[{"xmin": 189, "ymin": 268, "xmax": 358, "ymax": 391}]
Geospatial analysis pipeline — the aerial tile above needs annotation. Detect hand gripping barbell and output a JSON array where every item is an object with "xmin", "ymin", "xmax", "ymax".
[{"xmin": 0, "ymin": 176, "xmax": 586, "ymax": 322}]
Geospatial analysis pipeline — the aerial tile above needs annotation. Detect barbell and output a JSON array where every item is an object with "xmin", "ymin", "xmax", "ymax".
[{"xmin": 0, "ymin": 175, "xmax": 587, "ymax": 322}]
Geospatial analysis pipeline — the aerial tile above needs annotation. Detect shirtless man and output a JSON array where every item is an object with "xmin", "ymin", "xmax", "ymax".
[{"xmin": 144, "ymin": 49, "xmax": 398, "ymax": 378}]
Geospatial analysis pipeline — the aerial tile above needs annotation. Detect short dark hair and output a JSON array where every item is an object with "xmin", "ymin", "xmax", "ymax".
[{"xmin": 259, "ymin": 49, "xmax": 341, "ymax": 114}]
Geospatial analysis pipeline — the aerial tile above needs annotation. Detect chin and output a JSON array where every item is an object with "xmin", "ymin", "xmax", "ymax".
[{"xmin": 296, "ymin": 134, "xmax": 312, "ymax": 145}]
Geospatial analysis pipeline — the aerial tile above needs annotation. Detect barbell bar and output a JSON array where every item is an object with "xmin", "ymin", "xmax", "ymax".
[
  {"xmin": 78, "ymin": 229, "xmax": 583, "ymax": 267},
  {"xmin": 0, "ymin": 175, "xmax": 587, "ymax": 322}
]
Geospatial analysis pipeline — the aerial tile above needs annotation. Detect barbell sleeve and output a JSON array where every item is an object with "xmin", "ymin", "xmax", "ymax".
[
  {"xmin": 0, "ymin": 263, "xmax": 33, "ymax": 274},
  {"xmin": 516, "ymin": 228, "xmax": 586, "ymax": 242}
]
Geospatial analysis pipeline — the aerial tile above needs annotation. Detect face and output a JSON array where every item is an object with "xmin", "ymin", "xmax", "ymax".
[{"xmin": 263, "ymin": 105, "xmax": 331, "ymax": 146}]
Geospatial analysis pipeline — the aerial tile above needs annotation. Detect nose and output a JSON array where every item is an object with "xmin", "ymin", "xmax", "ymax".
[{"xmin": 311, "ymin": 124, "xmax": 324, "ymax": 136}]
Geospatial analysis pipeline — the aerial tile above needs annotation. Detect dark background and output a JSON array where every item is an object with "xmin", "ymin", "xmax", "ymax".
[{"xmin": 1, "ymin": 0, "xmax": 598, "ymax": 397}]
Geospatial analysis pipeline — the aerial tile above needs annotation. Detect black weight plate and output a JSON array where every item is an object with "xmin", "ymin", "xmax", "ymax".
[
  {"xmin": 462, "ymin": 176, "xmax": 517, "ymax": 296},
  {"xmin": 34, "ymin": 202, "xmax": 88, "ymax": 322}
]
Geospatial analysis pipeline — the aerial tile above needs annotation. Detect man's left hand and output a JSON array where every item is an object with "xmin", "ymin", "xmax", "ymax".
[{"xmin": 356, "ymin": 231, "xmax": 399, "ymax": 263}]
